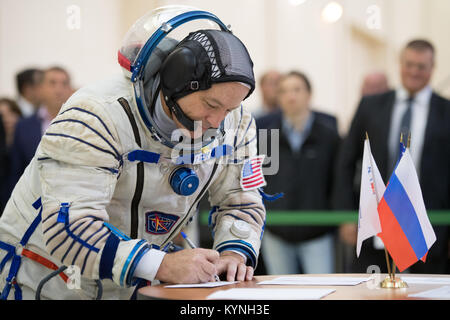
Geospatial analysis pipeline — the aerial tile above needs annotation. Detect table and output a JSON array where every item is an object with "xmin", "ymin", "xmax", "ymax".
[{"xmin": 137, "ymin": 273, "xmax": 450, "ymax": 300}]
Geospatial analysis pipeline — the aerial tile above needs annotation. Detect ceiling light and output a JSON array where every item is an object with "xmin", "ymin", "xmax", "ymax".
[{"xmin": 321, "ymin": 1, "xmax": 343, "ymax": 23}]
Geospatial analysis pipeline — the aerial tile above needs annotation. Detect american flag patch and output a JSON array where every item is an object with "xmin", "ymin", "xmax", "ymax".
[{"xmin": 240, "ymin": 155, "xmax": 266, "ymax": 191}]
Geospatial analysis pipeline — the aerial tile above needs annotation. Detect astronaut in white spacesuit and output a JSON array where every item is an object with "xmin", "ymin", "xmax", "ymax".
[{"xmin": 0, "ymin": 6, "xmax": 267, "ymax": 300}]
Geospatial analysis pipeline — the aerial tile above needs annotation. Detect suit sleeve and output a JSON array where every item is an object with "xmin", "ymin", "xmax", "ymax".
[
  {"xmin": 207, "ymin": 108, "xmax": 266, "ymax": 267},
  {"xmin": 331, "ymin": 97, "xmax": 368, "ymax": 210},
  {"xmin": 36, "ymin": 100, "xmax": 149, "ymax": 288},
  {"xmin": 326, "ymin": 129, "xmax": 342, "ymax": 210}
]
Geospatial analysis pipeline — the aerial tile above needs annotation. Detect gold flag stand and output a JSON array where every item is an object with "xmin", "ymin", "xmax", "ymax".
[
  {"xmin": 379, "ymin": 133, "xmax": 409, "ymax": 289},
  {"xmin": 380, "ymin": 259, "xmax": 408, "ymax": 288}
]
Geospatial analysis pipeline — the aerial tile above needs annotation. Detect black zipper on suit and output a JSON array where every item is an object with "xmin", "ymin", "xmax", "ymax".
[
  {"xmin": 118, "ymin": 97, "xmax": 144, "ymax": 239},
  {"xmin": 157, "ymin": 161, "xmax": 219, "ymax": 250},
  {"xmin": 117, "ymin": 97, "xmax": 220, "ymax": 241}
]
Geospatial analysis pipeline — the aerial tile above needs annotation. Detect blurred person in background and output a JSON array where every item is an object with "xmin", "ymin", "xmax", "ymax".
[
  {"xmin": 15, "ymin": 68, "xmax": 44, "ymax": 117},
  {"xmin": 7, "ymin": 66, "xmax": 72, "ymax": 195},
  {"xmin": 257, "ymin": 71, "xmax": 340, "ymax": 274},
  {"xmin": 333, "ymin": 39, "xmax": 450, "ymax": 274},
  {"xmin": 0, "ymin": 114, "xmax": 6, "ymax": 215},
  {"xmin": 0, "ymin": 98, "xmax": 22, "ymax": 214},
  {"xmin": 360, "ymin": 71, "xmax": 390, "ymax": 97},
  {"xmin": 0, "ymin": 98, "xmax": 22, "ymax": 148},
  {"xmin": 253, "ymin": 70, "xmax": 281, "ymax": 118}
]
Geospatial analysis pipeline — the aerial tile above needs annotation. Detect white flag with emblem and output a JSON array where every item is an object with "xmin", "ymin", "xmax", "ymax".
[{"xmin": 357, "ymin": 137, "xmax": 385, "ymax": 257}]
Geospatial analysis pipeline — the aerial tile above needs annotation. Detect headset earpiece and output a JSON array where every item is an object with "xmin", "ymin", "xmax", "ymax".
[
  {"xmin": 160, "ymin": 46, "xmax": 198, "ymax": 95},
  {"xmin": 160, "ymin": 40, "xmax": 211, "ymax": 101},
  {"xmin": 159, "ymin": 40, "xmax": 212, "ymax": 132}
]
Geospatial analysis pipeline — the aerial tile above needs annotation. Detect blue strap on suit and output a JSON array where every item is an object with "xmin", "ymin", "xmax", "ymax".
[{"xmin": 0, "ymin": 197, "xmax": 42, "ymax": 300}]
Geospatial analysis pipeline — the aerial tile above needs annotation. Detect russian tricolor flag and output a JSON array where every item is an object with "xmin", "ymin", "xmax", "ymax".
[{"xmin": 377, "ymin": 148, "xmax": 436, "ymax": 272}]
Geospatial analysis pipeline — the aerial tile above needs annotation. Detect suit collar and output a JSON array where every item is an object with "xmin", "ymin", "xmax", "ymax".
[{"xmin": 396, "ymin": 85, "xmax": 432, "ymax": 107}]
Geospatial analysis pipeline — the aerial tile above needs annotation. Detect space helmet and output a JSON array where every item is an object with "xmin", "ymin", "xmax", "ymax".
[{"xmin": 118, "ymin": 5, "xmax": 255, "ymax": 148}]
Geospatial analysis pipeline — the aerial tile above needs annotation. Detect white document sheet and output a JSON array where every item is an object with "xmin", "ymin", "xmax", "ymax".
[
  {"xmin": 408, "ymin": 286, "xmax": 450, "ymax": 299},
  {"xmin": 206, "ymin": 288, "xmax": 335, "ymax": 300},
  {"xmin": 257, "ymin": 276, "xmax": 371, "ymax": 286},
  {"xmin": 165, "ymin": 281, "xmax": 238, "ymax": 288},
  {"xmin": 399, "ymin": 276, "xmax": 450, "ymax": 285}
]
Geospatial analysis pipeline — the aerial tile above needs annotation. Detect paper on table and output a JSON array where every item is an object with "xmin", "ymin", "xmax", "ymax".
[
  {"xmin": 408, "ymin": 286, "xmax": 450, "ymax": 299},
  {"xmin": 165, "ymin": 281, "xmax": 238, "ymax": 288},
  {"xmin": 207, "ymin": 288, "xmax": 335, "ymax": 300},
  {"xmin": 257, "ymin": 276, "xmax": 371, "ymax": 286},
  {"xmin": 399, "ymin": 276, "xmax": 450, "ymax": 285}
]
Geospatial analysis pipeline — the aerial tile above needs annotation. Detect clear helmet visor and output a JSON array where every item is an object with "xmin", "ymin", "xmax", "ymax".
[
  {"xmin": 118, "ymin": 5, "xmax": 228, "ymax": 80},
  {"xmin": 117, "ymin": 5, "xmax": 231, "ymax": 150}
]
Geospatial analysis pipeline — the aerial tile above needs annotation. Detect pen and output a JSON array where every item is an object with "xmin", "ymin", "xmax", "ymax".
[{"xmin": 180, "ymin": 231, "xmax": 220, "ymax": 282}]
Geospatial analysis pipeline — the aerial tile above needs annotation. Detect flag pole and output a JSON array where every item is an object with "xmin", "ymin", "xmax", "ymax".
[
  {"xmin": 391, "ymin": 133, "xmax": 407, "ymax": 281},
  {"xmin": 387, "ymin": 132, "xmax": 406, "ymax": 281},
  {"xmin": 365, "ymin": 132, "xmax": 394, "ymax": 281},
  {"xmin": 407, "ymin": 133, "xmax": 411, "ymax": 149},
  {"xmin": 390, "ymin": 133, "xmax": 405, "ymax": 281},
  {"xmin": 384, "ymin": 248, "xmax": 392, "ymax": 279},
  {"xmin": 390, "ymin": 134, "xmax": 410, "ymax": 281},
  {"xmin": 392, "ymin": 262, "xmax": 396, "ymax": 279},
  {"xmin": 380, "ymin": 133, "xmax": 409, "ymax": 288},
  {"xmin": 400, "ymin": 132, "xmax": 404, "ymax": 150}
]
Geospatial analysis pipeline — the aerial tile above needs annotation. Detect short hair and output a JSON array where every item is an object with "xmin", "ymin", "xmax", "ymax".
[
  {"xmin": 259, "ymin": 70, "xmax": 281, "ymax": 86},
  {"xmin": 282, "ymin": 70, "xmax": 312, "ymax": 93},
  {"xmin": 0, "ymin": 97, "xmax": 23, "ymax": 117},
  {"xmin": 405, "ymin": 39, "xmax": 435, "ymax": 55},
  {"xmin": 16, "ymin": 69, "xmax": 43, "ymax": 95},
  {"xmin": 44, "ymin": 66, "xmax": 71, "ymax": 83}
]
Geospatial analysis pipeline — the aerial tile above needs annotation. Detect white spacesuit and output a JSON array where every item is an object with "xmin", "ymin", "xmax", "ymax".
[{"xmin": 0, "ymin": 6, "xmax": 266, "ymax": 300}]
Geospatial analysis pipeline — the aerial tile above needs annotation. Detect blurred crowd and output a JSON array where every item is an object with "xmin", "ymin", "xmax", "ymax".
[
  {"xmin": 1, "ymin": 38, "xmax": 449, "ymax": 276},
  {"xmin": 0, "ymin": 66, "xmax": 73, "ymax": 211},
  {"xmin": 251, "ymin": 38, "xmax": 450, "ymax": 275}
]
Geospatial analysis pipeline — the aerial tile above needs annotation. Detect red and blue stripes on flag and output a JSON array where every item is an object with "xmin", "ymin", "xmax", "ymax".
[
  {"xmin": 240, "ymin": 155, "xmax": 266, "ymax": 191},
  {"xmin": 377, "ymin": 149, "xmax": 436, "ymax": 272},
  {"xmin": 378, "ymin": 175, "xmax": 428, "ymax": 271}
]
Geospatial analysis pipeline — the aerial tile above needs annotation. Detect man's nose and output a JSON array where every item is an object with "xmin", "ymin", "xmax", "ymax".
[{"xmin": 205, "ymin": 109, "xmax": 227, "ymax": 129}]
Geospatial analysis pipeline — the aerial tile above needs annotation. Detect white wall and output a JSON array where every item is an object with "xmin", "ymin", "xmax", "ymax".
[
  {"xmin": 272, "ymin": 0, "xmax": 348, "ymax": 126},
  {"xmin": 0, "ymin": 0, "xmax": 123, "ymax": 97}
]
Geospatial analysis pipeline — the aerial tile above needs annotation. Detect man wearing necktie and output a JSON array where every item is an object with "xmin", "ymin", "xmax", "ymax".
[{"xmin": 333, "ymin": 39, "xmax": 450, "ymax": 274}]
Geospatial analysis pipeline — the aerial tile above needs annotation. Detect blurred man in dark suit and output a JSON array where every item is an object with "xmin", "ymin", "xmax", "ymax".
[
  {"xmin": 334, "ymin": 39, "xmax": 450, "ymax": 274},
  {"xmin": 7, "ymin": 66, "xmax": 72, "ymax": 195},
  {"xmin": 15, "ymin": 68, "xmax": 44, "ymax": 117}
]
